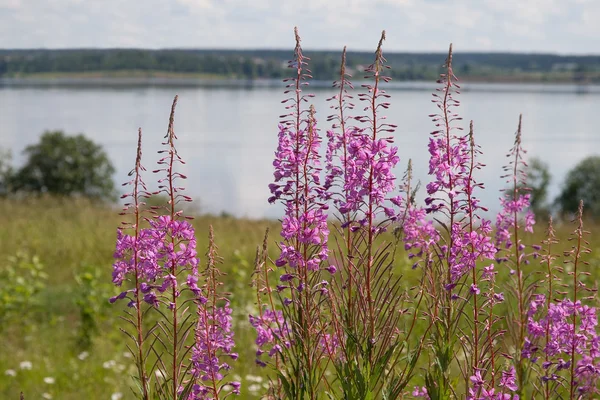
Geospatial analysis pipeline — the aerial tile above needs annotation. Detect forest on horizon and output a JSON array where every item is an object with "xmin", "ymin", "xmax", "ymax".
[{"xmin": 1, "ymin": 48, "xmax": 600, "ymax": 83}]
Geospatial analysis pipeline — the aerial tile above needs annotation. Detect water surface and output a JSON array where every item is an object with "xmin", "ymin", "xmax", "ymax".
[{"xmin": 0, "ymin": 82, "xmax": 597, "ymax": 219}]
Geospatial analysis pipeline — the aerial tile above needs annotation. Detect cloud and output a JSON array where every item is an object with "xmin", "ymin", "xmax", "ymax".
[
  {"xmin": 475, "ymin": 36, "xmax": 492, "ymax": 50},
  {"xmin": 0, "ymin": 0, "xmax": 21, "ymax": 9},
  {"xmin": 0, "ymin": 0, "xmax": 598, "ymax": 53}
]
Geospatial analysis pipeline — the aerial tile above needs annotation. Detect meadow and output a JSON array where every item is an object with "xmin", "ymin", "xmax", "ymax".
[
  {"xmin": 0, "ymin": 197, "xmax": 281, "ymax": 399},
  {"xmin": 0, "ymin": 196, "xmax": 597, "ymax": 399},
  {"xmin": 2, "ymin": 30, "xmax": 600, "ymax": 400}
]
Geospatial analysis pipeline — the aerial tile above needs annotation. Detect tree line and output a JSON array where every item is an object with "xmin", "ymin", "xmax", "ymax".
[{"xmin": 1, "ymin": 49, "xmax": 600, "ymax": 82}]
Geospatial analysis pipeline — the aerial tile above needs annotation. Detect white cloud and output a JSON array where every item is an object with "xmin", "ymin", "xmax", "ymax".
[
  {"xmin": 475, "ymin": 36, "xmax": 492, "ymax": 50},
  {"xmin": 0, "ymin": 0, "xmax": 21, "ymax": 9},
  {"xmin": 0, "ymin": 0, "xmax": 598, "ymax": 53},
  {"xmin": 175, "ymin": 0, "xmax": 213, "ymax": 10}
]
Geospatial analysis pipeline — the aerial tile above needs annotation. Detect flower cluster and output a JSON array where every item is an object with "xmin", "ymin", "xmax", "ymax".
[
  {"xmin": 403, "ymin": 205, "xmax": 440, "ymax": 267},
  {"xmin": 248, "ymin": 308, "xmax": 290, "ymax": 367},
  {"xmin": 466, "ymin": 367, "xmax": 518, "ymax": 399},
  {"xmin": 111, "ymin": 215, "xmax": 200, "ymax": 307},
  {"xmin": 340, "ymin": 133, "xmax": 400, "ymax": 221},
  {"xmin": 269, "ymin": 118, "xmax": 330, "ymax": 273},
  {"xmin": 412, "ymin": 386, "xmax": 429, "ymax": 399},
  {"xmin": 496, "ymin": 195, "xmax": 535, "ymax": 250},
  {"xmin": 524, "ymin": 297, "xmax": 600, "ymax": 394},
  {"xmin": 189, "ymin": 300, "xmax": 240, "ymax": 399},
  {"xmin": 423, "ymin": 47, "xmax": 495, "ymax": 285},
  {"xmin": 425, "ymin": 133, "xmax": 470, "ymax": 213},
  {"xmin": 447, "ymin": 219, "xmax": 496, "ymax": 286},
  {"xmin": 325, "ymin": 126, "xmax": 403, "ymax": 229},
  {"xmin": 187, "ymin": 227, "xmax": 240, "ymax": 399}
]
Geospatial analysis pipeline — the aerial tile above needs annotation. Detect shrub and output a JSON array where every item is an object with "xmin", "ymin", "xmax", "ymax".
[
  {"xmin": 0, "ymin": 252, "xmax": 47, "ymax": 329},
  {"xmin": 10, "ymin": 130, "xmax": 116, "ymax": 200},
  {"xmin": 556, "ymin": 155, "xmax": 600, "ymax": 218},
  {"xmin": 74, "ymin": 265, "xmax": 114, "ymax": 350}
]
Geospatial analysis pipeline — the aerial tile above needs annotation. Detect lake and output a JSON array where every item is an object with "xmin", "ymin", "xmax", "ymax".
[{"xmin": 0, "ymin": 80, "xmax": 598, "ymax": 220}]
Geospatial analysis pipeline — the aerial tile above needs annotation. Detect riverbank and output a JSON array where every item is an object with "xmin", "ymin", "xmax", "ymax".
[
  {"xmin": 2, "ymin": 74, "xmax": 600, "ymax": 94},
  {"xmin": 3, "ymin": 68, "xmax": 600, "ymax": 84}
]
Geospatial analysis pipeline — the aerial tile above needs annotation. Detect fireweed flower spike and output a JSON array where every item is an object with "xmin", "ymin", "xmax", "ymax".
[
  {"xmin": 320, "ymin": 31, "xmax": 427, "ymax": 399},
  {"xmin": 269, "ymin": 28, "xmax": 329, "ymax": 273},
  {"xmin": 149, "ymin": 95, "xmax": 200, "ymax": 399},
  {"xmin": 415, "ymin": 44, "xmax": 497, "ymax": 398},
  {"xmin": 111, "ymin": 128, "xmax": 151, "ymax": 399},
  {"xmin": 111, "ymin": 110, "xmax": 205, "ymax": 398},
  {"xmin": 426, "ymin": 49, "xmax": 495, "ymax": 286},
  {"xmin": 189, "ymin": 227, "xmax": 240, "ymax": 399},
  {"xmin": 265, "ymin": 27, "xmax": 331, "ymax": 397},
  {"xmin": 522, "ymin": 217, "xmax": 560, "ymax": 399},
  {"xmin": 112, "ymin": 97, "xmax": 240, "ymax": 400},
  {"xmin": 461, "ymin": 121, "xmax": 497, "ymax": 381},
  {"xmin": 352, "ymin": 29, "xmax": 400, "ymax": 346},
  {"xmin": 495, "ymin": 115, "xmax": 536, "ymax": 395},
  {"xmin": 324, "ymin": 46, "xmax": 359, "ymax": 322},
  {"xmin": 249, "ymin": 230, "xmax": 290, "ymax": 372},
  {"xmin": 495, "ymin": 115, "xmax": 535, "ymax": 251}
]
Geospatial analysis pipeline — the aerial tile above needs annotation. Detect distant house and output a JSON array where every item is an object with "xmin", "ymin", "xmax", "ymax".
[{"xmin": 551, "ymin": 62, "xmax": 578, "ymax": 72}]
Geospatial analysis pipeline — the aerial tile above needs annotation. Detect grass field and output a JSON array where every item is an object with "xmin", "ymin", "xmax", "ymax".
[
  {"xmin": 0, "ymin": 197, "xmax": 282, "ymax": 399},
  {"xmin": 0, "ymin": 196, "xmax": 598, "ymax": 399}
]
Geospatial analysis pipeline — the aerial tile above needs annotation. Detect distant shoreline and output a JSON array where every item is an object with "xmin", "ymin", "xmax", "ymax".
[
  {"xmin": 1, "ymin": 74, "xmax": 599, "ymax": 95},
  {"xmin": 1, "ymin": 70, "xmax": 597, "ymax": 84},
  {"xmin": 3, "ymin": 49, "xmax": 599, "ymax": 87}
]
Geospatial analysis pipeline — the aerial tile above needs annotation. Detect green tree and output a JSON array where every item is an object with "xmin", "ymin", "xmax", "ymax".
[
  {"xmin": 526, "ymin": 157, "xmax": 551, "ymax": 218},
  {"xmin": 556, "ymin": 155, "xmax": 600, "ymax": 218},
  {"xmin": 10, "ymin": 130, "xmax": 116, "ymax": 200},
  {"xmin": 0, "ymin": 148, "xmax": 13, "ymax": 195}
]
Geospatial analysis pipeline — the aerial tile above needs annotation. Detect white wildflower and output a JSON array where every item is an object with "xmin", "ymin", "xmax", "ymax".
[
  {"xmin": 111, "ymin": 393, "xmax": 123, "ymax": 400},
  {"xmin": 4, "ymin": 369, "xmax": 16, "ymax": 377},
  {"xmin": 43, "ymin": 377, "xmax": 55, "ymax": 384},
  {"xmin": 103, "ymin": 360, "xmax": 116, "ymax": 369},
  {"xmin": 42, "ymin": 393, "xmax": 52, "ymax": 399},
  {"xmin": 248, "ymin": 383, "xmax": 262, "ymax": 393},
  {"xmin": 19, "ymin": 361, "xmax": 32, "ymax": 370},
  {"xmin": 78, "ymin": 351, "xmax": 89, "ymax": 361},
  {"xmin": 245, "ymin": 374, "xmax": 263, "ymax": 383}
]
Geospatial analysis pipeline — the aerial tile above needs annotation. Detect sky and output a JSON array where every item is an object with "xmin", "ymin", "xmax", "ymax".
[{"xmin": 1, "ymin": 0, "xmax": 599, "ymax": 54}]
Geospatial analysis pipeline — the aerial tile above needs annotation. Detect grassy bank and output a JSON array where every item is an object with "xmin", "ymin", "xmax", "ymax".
[
  {"xmin": 0, "ymin": 197, "xmax": 598, "ymax": 399},
  {"xmin": 2, "ymin": 71, "xmax": 229, "ymax": 80}
]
